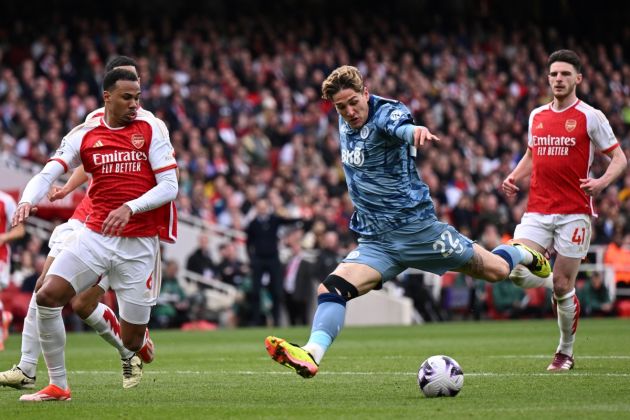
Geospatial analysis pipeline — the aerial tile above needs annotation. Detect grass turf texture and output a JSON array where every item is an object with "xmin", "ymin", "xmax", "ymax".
[{"xmin": 1, "ymin": 318, "xmax": 629, "ymax": 419}]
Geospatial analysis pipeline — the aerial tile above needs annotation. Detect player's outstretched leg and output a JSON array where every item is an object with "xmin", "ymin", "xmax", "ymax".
[
  {"xmin": 264, "ymin": 336, "xmax": 318, "ymax": 378},
  {"xmin": 512, "ymin": 243, "xmax": 551, "ymax": 277},
  {"xmin": 509, "ymin": 265, "xmax": 554, "ymax": 289}
]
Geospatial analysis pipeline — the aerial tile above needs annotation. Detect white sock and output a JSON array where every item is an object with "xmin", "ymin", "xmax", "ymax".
[
  {"xmin": 514, "ymin": 245, "xmax": 534, "ymax": 265},
  {"xmin": 83, "ymin": 303, "xmax": 134, "ymax": 360},
  {"xmin": 510, "ymin": 265, "xmax": 554, "ymax": 289},
  {"xmin": 17, "ymin": 293, "xmax": 40, "ymax": 378},
  {"xmin": 37, "ymin": 305, "xmax": 67, "ymax": 389},
  {"xmin": 554, "ymin": 289, "xmax": 580, "ymax": 356},
  {"xmin": 302, "ymin": 343, "xmax": 325, "ymax": 364}
]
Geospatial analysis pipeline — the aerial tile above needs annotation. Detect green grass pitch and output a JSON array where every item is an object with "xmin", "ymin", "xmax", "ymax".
[{"xmin": 1, "ymin": 318, "xmax": 629, "ymax": 419}]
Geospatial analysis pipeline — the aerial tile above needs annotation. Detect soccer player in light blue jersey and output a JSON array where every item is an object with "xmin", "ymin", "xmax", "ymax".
[{"xmin": 265, "ymin": 65, "xmax": 551, "ymax": 378}]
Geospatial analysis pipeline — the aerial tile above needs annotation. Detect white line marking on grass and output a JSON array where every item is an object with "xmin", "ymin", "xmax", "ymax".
[
  {"xmin": 489, "ymin": 355, "xmax": 630, "ymax": 359},
  {"xmin": 67, "ymin": 370, "xmax": 630, "ymax": 377}
]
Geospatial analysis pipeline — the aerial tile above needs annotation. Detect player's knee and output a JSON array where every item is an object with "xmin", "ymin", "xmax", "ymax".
[
  {"xmin": 35, "ymin": 288, "xmax": 61, "ymax": 308},
  {"xmin": 320, "ymin": 274, "xmax": 359, "ymax": 301}
]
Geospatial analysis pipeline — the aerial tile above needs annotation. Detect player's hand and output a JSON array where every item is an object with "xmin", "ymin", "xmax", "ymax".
[
  {"xmin": 48, "ymin": 186, "xmax": 68, "ymax": 202},
  {"xmin": 413, "ymin": 126, "xmax": 440, "ymax": 148},
  {"xmin": 579, "ymin": 177, "xmax": 605, "ymax": 197},
  {"xmin": 502, "ymin": 175, "xmax": 520, "ymax": 197},
  {"xmin": 12, "ymin": 202, "xmax": 35, "ymax": 227},
  {"xmin": 102, "ymin": 205, "xmax": 133, "ymax": 236}
]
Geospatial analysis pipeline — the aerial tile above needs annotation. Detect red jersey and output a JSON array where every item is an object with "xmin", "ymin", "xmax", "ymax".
[
  {"xmin": 83, "ymin": 107, "xmax": 177, "ymax": 242},
  {"xmin": 0, "ymin": 191, "xmax": 17, "ymax": 264},
  {"xmin": 50, "ymin": 114, "xmax": 177, "ymax": 237},
  {"xmin": 70, "ymin": 190, "xmax": 92, "ymax": 223},
  {"xmin": 527, "ymin": 99, "xmax": 619, "ymax": 215}
]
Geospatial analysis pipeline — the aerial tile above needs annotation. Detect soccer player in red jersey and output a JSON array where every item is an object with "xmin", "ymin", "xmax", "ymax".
[
  {"xmin": 0, "ymin": 57, "xmax": 158, "ymax": 392},
  {"xmin": 503, "ymin": 49, "xmax": 627, "ymax": 371},
  {"xmin": 0, "ymin": 190, "xmax": 25, "ymax": 351},
  {"xmin": 12, "ymin": 68, "xmax": 177, "ymax": 401}
]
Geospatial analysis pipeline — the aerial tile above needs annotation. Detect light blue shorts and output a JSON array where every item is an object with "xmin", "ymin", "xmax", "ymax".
[{"xmin": 342, "ymin": 218, "xmax": 474, "ymax": 281}]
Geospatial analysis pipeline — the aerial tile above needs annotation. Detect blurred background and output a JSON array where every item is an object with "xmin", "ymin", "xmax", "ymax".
[{"xmin": 1, "ymin": 0, "xmax": 629, "ymax": 333}]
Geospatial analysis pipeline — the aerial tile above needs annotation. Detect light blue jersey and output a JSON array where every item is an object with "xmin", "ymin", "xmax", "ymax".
[{"xmin": 339, "ymin": 94, "xmax": 435, "ymax": 236}]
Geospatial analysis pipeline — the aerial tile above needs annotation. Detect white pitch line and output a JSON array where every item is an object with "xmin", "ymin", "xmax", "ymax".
[
  {"xmin": 66, "ymin": 370, "xmax": 630, "ymax": 377},
  {"xmin": 489, "ymin": 355, "xmax": 630, "ymax": 359}
]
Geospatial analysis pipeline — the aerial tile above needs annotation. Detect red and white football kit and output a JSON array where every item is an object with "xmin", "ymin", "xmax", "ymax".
[
  {"xmin": 515, "ymin": 99, "xmax": 619, "ymax": 257},
  {"xmin": 85, "ymin": 107, "xmax": 177, "ymax": 244},
  {"xmin": 23, "ymin": 113, "xmax": 178, "ymax": 324},
  {"xmin": 0, "ymin": 191, "xmax": 17, "ymax": 288}
]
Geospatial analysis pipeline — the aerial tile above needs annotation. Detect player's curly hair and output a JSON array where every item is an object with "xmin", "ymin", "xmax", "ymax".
[
  {"xmin": 548, "ymin": 49, "xmax": 582, "ymax": 73},
  {"xmin": 321, "ymin": 65, "xmax": 364, "ymax": 100}
]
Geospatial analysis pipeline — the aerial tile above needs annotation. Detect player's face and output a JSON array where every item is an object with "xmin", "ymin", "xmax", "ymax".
[
  {"xmin": 332, "ymin": 87, "xmax": 370, "ymax": 129},
  {"xmin": 104, "ymin": 80, "xmax": 141, "ymax": 126},
  {"xmin": 548, "ymin": 61, "xmax": 582, "ymax": 100}
]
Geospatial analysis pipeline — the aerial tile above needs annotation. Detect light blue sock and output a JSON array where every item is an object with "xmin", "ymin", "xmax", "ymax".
[
  {"xmin": 304, "ymin": 293, "xmax": 346, "ymax": 362},
  {"xmin": 491, "ymin": 244, "xmax": 523, "ymax": 272}
]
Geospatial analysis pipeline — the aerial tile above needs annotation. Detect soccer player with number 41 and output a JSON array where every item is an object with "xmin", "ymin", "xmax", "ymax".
[{"xmin": 503, "ymin": 49, "xmax": 627, "ymax": 371}]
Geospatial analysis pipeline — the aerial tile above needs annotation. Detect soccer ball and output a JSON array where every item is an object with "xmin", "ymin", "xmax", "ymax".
[{"xmin": 417, "ymin": 355, "xmax": 464, "ymax": 397}]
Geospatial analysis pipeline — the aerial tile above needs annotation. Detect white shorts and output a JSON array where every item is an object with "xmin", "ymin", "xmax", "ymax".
[
  {"xmin": 47, "ymin": 229, "xmax": 161, "ymax": 324},
  {"xmin": 513, "ymin": 213, "xmax": 591, "ymax": 258},
  {"xmin": 48, "ymin": 219, "xmax": 84, "ymax": 258},
  {"xmin": 49, "ymin": 219, "xmax": 111, "ymax": 292}
]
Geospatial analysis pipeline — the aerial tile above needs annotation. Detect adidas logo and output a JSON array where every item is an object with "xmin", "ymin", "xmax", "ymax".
[
  {"xmin": 535, "ymin": 122, "xmax": 543, "ymax": 129},
  {"xmin": 94, "ymin": 140, "xmax": 104, "ymax": 148}
]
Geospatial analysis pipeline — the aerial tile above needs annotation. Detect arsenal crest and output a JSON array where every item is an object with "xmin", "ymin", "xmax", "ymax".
[
  {"xmin": 565, "ymin": 119, "xmax": 577, "ymax": 132},
  {"xmin": 131, "ymin": 133, "xmax": 145, "ymax": 149}
]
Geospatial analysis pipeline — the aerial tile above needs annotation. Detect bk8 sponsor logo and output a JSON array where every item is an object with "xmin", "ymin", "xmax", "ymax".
[{"xmin": 341, "ymin": 147, "xmax": 365, "ymax": 167}]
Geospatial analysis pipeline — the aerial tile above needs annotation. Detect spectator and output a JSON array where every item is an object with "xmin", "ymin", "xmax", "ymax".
[
  {"xmin": 604, "ymin": 231, "xmax": 630, "ymax": 287},
  {"xmin": 282, "ymin": 228, "xmax": 315, "ymax": 326},
  {"xmin": 245, "ymin": 197, "xmax": 303, "ymax": 326},
  {"xmin": 186, "ymin": 233, "xmax": 217, "ymax": 280},
  {"xmin": 152, "ymin": 260, "xmax": 190, "ymax": 329},
  {"xmin": 579, "ymin": 272, "xmax": 614, "ymax": 317}
]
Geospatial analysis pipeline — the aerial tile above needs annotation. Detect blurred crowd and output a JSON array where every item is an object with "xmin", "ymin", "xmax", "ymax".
[{"xmin": 2, "ymin": 12, "xmax": 630, "ymax": 328}]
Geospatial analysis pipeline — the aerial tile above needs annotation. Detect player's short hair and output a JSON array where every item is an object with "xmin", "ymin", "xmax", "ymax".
[
  {"xmin": 105, "ymin": 55, "xmax": 138, "ymax": 73},
  {"xmin": 103, "ymin": 68, "xmax": 139, "ymax": 91},
  {"xmin": 548, "ymin": 49, "xmax": 582, "ymax": 73},
  {"xmin": 321, "ymin": 65, "xmax": 364, "ymax": 100}
]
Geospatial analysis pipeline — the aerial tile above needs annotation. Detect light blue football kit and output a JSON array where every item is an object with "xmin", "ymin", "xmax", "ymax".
[
  {"xmin": 339, "ymin": 94, "xmax": 473, "ymax": 279},
  {"xmin": 304, "ymin": 94, "xmax": 523, "ymax": 361}
]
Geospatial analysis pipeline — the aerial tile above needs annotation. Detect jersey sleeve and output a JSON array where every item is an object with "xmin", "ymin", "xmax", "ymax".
[
  {"xmin": 2, "ymin": 194, "xmax": 17, "ymax": 222},
  {"xmin": 527, "ymin": 110, "xmax": 535, "ymax": 148},
  {"xmin": 373, "ymin": 102, "xmax": 414, "ymax": 143},
  {"xmin": 586, "ymin": 109, "xmax": 618, "ymax": 153},
  {"xmin": 48, "ymin": 125, "xmax": 86, "ymax": 173},
  {"xmin": 148, "ymin": 118, "xmax": 177, "ymax": 174}
]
